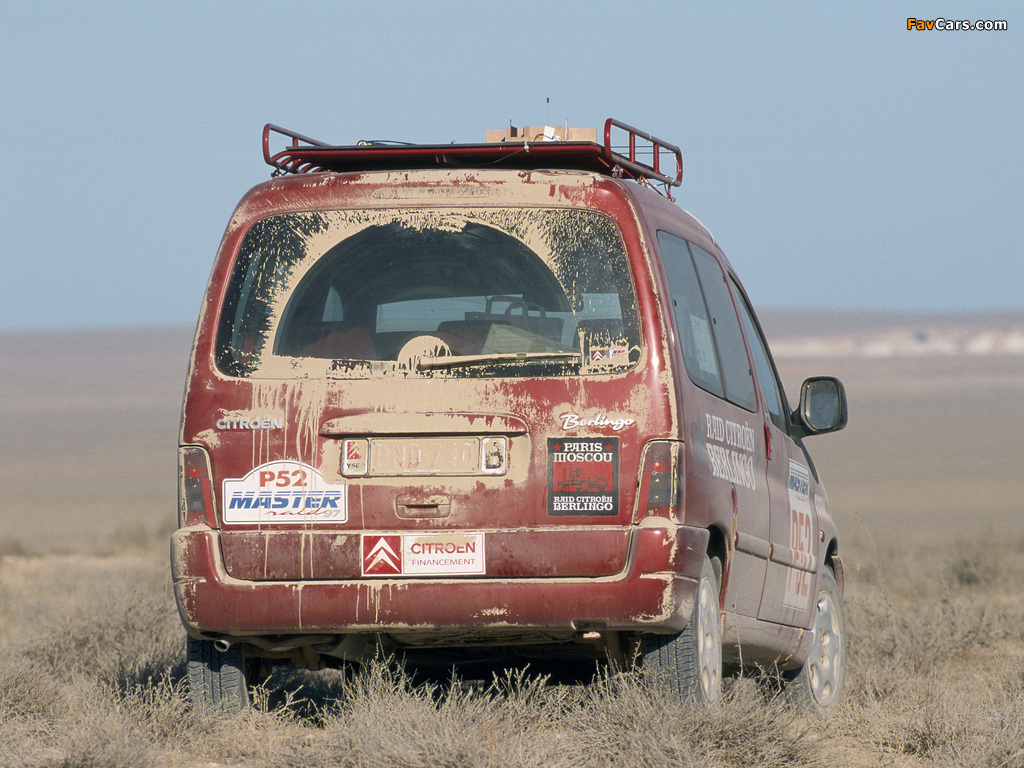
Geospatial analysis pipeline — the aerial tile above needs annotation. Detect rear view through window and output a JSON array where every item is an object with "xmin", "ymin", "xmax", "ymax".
[{"xmin": 216, "ymin": 209, "xmax": 640, "ymax": 378}]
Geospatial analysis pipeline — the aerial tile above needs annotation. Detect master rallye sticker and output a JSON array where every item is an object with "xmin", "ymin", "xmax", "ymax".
[
  {"xmin": 548, "ymin": 437, "xmax": 619, "ymax": 516},
  {"xmin": 222, "ymin": 461, "xmax": 348, "ymax": 525}
]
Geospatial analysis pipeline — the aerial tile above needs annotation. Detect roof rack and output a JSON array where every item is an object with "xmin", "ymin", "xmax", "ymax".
[{"xmin": 263, "ymin": 118, "xmax": 683, "ymax": 197}]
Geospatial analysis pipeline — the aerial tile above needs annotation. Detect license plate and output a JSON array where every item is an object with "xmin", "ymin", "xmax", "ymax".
[{"xmin": 342, "ymin": 436, "xmax": 507, "ymax": 477}]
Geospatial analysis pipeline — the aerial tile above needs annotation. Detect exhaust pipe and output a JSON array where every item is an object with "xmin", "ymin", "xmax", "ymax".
[{"xmin": 212, "ymin": 634, "xmax": 335, "ymax": 654}]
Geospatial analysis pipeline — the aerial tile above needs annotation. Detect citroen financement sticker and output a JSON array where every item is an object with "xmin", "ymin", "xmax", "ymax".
[{"xmin": 361, "ymin": 533, "xmax": 485, "ymax": 577}]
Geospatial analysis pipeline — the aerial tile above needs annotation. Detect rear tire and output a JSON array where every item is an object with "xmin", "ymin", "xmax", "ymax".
[
  {"xmin": 780, "ymin": 566, "xmax": 846, "ymax": 712},
  {"xmin": 643, "ymin": 554, "xmax": 722, "ymax": 703},
  {"xmin": 186, "ymin": 635, "xmax": 253, "ymax": 714}
]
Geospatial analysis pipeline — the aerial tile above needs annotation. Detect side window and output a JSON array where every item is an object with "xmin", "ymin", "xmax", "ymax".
[
  {"xmin": 657, "ymin": 232, "xmax": 756, "ymax": 412},
  {"xmin": 322, "ymin": 286, "xmax": 344, "ymax": 322},
  {"xmin": 658, "ymin": 232, "xmax": 724, "ymax": 397},
  {"xmin": 689, "ymin": 245, "xmax": 757, "ymax": 411},
  {"xmin": 733, "ymin": 279, "xmax": 787, "ymax": 431}
]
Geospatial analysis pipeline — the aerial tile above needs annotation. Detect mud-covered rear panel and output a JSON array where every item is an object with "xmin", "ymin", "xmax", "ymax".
[{"xmin": 182, "ymin": 173, "xmax": 676, "ymax": 583}]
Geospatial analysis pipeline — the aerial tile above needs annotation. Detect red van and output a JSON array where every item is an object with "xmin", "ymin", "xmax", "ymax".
[{"xmin": 173, "ymin": 119, "xmax": 848, "ymax": 713}]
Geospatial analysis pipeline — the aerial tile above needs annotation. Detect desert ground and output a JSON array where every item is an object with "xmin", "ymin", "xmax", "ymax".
[{"xmin": 1, "ymin": 311, "xmax": 1022, "ymax": 767}]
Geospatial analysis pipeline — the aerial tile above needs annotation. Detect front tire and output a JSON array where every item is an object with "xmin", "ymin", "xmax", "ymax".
[
  {"xmin": 186, "ymin": 635, "xmax": 254, "ymax": 714},
  {"xmin": 782, "ymin": 566, "xmax": 846, "ymax": 712},
  {"xmin": 643, "ymin": 554, "xmax": 722, "ymax": 703}
]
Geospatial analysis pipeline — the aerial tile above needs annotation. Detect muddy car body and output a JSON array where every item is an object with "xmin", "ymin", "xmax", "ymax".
[{"xmin": 173, "ymin": 120, "xmax": 848, "ymax": 711}]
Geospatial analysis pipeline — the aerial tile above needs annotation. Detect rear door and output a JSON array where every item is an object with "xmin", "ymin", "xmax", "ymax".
[
  {"xmin": 657, "ymin": 232, "xmax": 770, "ymax": 619},
  {"xmin": 731, "ymin": 283, "xmax": 818, "ymax": 628}
]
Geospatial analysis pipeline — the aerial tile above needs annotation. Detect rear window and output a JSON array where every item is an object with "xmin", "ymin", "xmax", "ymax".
[{"xmin": 216, "ymin": 208, "xmax": 640, "ymax": 378}]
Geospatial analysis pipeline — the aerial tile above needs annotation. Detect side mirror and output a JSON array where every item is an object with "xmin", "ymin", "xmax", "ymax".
[{"xmin": 792, "ymin": 376, "xmax": 848, "ymax": 438}]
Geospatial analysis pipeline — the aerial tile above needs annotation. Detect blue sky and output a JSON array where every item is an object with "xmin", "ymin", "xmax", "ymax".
[{"xmin": 2, "ymin": 2, "xmax": 1020, "ymax": 331}]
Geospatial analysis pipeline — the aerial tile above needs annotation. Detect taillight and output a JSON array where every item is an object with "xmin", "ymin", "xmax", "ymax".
[
  {"xmin": 636, "ymin": 440, "xmax": 684, "ymax": 522},
  {"xmin": 178, "ymin": 446, "xmax": 216, "ymax": 528}
]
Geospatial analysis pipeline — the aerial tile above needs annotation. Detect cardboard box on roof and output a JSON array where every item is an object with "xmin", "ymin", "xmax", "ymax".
[{"xmin": 486, "ymin": 126, "xmax": 598, "ymax": 143}]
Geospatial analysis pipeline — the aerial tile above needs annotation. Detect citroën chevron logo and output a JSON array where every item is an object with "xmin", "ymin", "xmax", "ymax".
[{"xmin": 362, "ymin": 535, "xmax": 402, "ymax": 576}]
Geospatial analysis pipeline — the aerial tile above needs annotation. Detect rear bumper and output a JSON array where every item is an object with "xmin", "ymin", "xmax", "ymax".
[{"xmin": 171, "ymin": 523, "xmax": 710, "ymax": 638}]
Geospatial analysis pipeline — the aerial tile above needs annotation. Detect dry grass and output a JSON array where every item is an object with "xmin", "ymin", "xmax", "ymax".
[
  {"xmin": 1, "ymin": 537, "xmax": 1023, "ymax": 768},
  {"xmin": 2, "ymin": 318, "xmax": 1023, "ymax": 766}
]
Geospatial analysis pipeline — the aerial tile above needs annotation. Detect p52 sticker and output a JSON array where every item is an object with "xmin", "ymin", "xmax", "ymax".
[{"xmin": 222, "ymin": 461, "xmax": 348, "ymax": 525}]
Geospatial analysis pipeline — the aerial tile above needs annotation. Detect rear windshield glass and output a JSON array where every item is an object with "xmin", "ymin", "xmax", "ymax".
[{"xmin": 216, "ymin": 208, "xmax": 640, "ymax": 378}]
